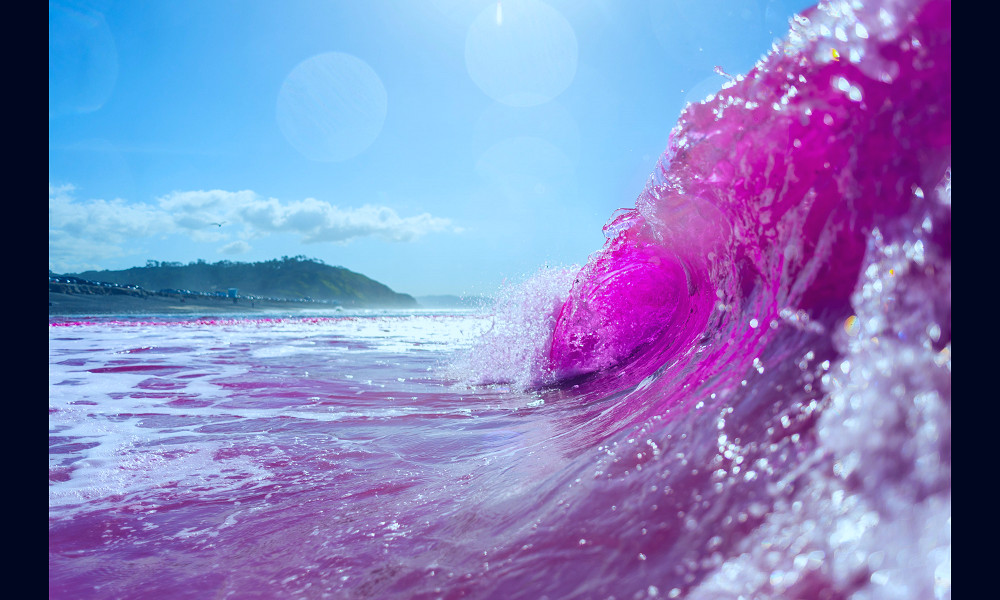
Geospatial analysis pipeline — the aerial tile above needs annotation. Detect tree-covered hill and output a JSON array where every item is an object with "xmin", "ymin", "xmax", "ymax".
[{"xmin": 67, "ymin": 256, "xmax": 417, "ymax": 307}]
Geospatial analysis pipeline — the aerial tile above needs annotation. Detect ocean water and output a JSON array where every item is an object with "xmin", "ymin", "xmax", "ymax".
[{"xmin": 49, "ymin": 1, "xmax": 950, "ymax": 598}]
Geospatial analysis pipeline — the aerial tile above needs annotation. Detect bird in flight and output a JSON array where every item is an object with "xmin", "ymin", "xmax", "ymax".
[{"xmin": 211, "ymin": 221, "xmax": 226, "ymax": 227}]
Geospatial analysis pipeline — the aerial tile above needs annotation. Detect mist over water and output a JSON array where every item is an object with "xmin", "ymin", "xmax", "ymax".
[{"xmin": 50, "ymin": 1, "xmax": 949, "ymax": 598}]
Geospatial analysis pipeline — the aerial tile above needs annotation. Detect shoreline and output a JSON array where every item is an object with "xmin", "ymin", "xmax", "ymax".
[
  {"xmin": 48, "ymin": 292, "xmax": 481, "ymax": 318},
  {"xmin": 48, "ymin": 292, "xmax": 353, "ymax": 317}
]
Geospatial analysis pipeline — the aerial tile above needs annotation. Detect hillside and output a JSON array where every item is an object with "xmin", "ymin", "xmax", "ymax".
[{"xmin": 66, "ymin": 256, "xmax": 417, "ymax": 308}]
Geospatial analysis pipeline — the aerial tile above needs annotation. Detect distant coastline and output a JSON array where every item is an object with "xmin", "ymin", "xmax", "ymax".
[
  {"xmin": 49, "ymin": 276, "xmax": 489, "ymax": 317},
  {"xmin": 54, "ymin": 256, "xmax": 423, "ymax": 309}
]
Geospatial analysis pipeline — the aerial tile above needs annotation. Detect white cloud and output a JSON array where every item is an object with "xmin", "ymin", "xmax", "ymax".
[
  {"xmin": 158, "ymin": 189, "xmax": 257, "ymax": 230},
  {"xmin": 48, "ymin": 183, "xmax": 456, "ymax": 271},
  {"xmin": 157, "ymin": 189, "xmax": 453, "ymax": 242},
  {"xmin": 49, "ymin": 183, "xmax": 174, "ymax": 243},
  {"xmin": 219, "ymin": 240, "xmax": 251, "ymax": 254},
  {"xmin": 237, "ymin": 196, "xmax": 452, "ymax": 242}
]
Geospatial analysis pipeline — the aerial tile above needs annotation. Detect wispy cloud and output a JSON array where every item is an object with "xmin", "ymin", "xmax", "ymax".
[
  {"xmin": 219, "ymin": 240, "xmax": 252, "ymax": 255},
  {"xmin": 49, "ymin": 183, "xmax": 456, "ymax": 271},
  {"xmin": 237, "ymin": 196, "xmax": 452, "ymax": 243}
]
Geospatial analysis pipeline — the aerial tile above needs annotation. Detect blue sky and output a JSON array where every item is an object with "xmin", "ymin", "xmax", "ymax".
[{"xmin": 49, "ymin": 0, "xmax": 812, "ymax": 297}]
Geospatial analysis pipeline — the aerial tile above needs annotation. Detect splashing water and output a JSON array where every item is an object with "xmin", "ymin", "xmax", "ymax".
[{"xmin": 448, "ymin": 266, "xmax": 578, "ymax": 388}]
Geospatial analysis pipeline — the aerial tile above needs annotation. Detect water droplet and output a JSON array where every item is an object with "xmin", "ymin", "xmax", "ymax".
[{"xmin": 844, "ymin": 315, "xmax": 859, "ymax": 335}]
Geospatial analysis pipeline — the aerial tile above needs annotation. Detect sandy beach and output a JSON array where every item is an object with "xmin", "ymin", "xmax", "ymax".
[{"xmin": 48, "ymin": 292, "xmax": 351, "ymax": 317}]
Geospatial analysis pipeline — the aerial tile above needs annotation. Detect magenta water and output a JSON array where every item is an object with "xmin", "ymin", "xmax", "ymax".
[{"xmin": 50, "ymin": 1, "xmax": 950, "ymax": 598}]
